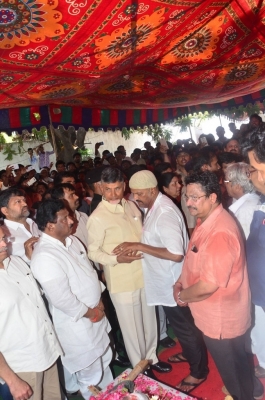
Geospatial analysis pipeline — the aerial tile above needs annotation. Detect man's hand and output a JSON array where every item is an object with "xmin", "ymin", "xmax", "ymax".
[
  {"xmin": 113, "ymin": 242, "xmax": 141, "ymax": 256},
  {"xmin": 84, "ymin": 306, "xmax": 105, "ymax": 323},
  {"xmin": 24, "ymin": 237, "xmax": 39, "ymax": 260},
  {"xmin": 159, "ymin": 145, "xmax": 168, "ymax": 154},
  {"xmin": 173, "ymin": 281, "xmax": 188, "ymax": 307},
  {"xmin": 6, "ymin": 165, "xmax": 14, "ymax": 177},
  {"xmin": 116, "ymin": 254, "xmax": 143, "ymax": 263},
  {"xmin": 8, "ymin": 375, "xmax": 33, "ymax": 400},
  {"xmin": 97, "ymin": 298, "xmax": 105, "ymax": 312}
]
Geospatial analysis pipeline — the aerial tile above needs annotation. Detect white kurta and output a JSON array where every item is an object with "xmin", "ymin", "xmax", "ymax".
[
  {"xmin": 31, "ymin": 233, "xmax": 110, "ymax": 373},
  {"xmin": 229, "ymin": 192, "xmax": 260, "ymax": 239},
  {"xmin": 4, "ymin": 218, "xmax": 40, "ymax": 263},
  {"xmin": 0, "ymin": 256, "xmax": 62, "ymax": 384},
  {"xmin": 141, "ymin": 193, "xmax": 189, "ymax": 306}
]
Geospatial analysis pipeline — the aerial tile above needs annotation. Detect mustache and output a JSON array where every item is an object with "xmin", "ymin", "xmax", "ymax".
[
  {"xmin": 188, "ymin": 206, "xmax": 197, "ymax": 211},
  {"xmin": 0, "ymin": 248, "xmax": 7, "ymax": 253}
]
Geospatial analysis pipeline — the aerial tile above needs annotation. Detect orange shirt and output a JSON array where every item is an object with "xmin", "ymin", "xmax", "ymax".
[{"xmin": 181, "ymin": 204, "xmax": 251, "ymax": 339}]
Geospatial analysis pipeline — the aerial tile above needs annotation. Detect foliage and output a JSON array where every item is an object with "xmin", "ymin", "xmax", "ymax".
[
  {"xmin": 79, "ymin": 147, "xmax": 93, "ymax": 159},
  {"xmin": 0, "ymin": 133, "xmax": 7, "ymax": 145},
  {"xmin": 121, "ymin": 123, "xmax": 173, "ymax": 141},
  {"xmin": 2, "ymin": 144, "xmax": 17, "ymax": 161},
  {"xmin": 32, "ymin": 126, "xmax": 48, "ymax": 141},
  {"xmin": 174, "ymin": 112, "xmax": 213, "ymax": 133}
]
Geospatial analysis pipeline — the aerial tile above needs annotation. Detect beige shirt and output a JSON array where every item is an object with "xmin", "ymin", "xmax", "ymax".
[
  {"xmin": 74, "ymin": 210, "xmax": 89, "ymax": 248},
  {"xmin": 87, "ymin": 198, "xmax": 144, "ymax": 293}
]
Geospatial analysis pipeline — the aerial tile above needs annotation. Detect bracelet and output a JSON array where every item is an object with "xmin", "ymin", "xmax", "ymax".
[
  {"xmin": 177, "ymin": 291, "xmax": 186, "ymax": 304},
  {"xmin": 90, "ymin": 308, "xmax": 100, "ymax": 322}
]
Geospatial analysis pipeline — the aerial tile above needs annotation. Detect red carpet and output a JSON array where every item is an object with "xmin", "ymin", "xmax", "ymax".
[{"xmin": 153, "ymin": 339, "xmax": 265, "ymax": 400}]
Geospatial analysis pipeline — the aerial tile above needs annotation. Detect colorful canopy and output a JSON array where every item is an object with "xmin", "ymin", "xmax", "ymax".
[{"xmin": 0, "ymin": 0, "xmax": 265, "ymax": 113}]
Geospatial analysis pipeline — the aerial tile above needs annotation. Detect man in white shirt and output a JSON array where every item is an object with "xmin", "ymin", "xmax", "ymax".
[
  {"xmin": 0, "ymin": 225, "xmax": 62, "ymax": 400},
  {"xmin": 113, "ymin": 170, "xmax": 209, "ymax": 393},
  {"xmin": 225, "ymin": 162, "xmax": 260, "ymax": 239},
  {"xmin": 0, "ymin": 188, "xmax": 39, "ymax": 264},
  {"xmin": 51, "ymin": 183, "xmax": 88, "ymax": 248},
  {"xmin": 31, "ymin": 199, "xmax": 112, "ymax": 399}
]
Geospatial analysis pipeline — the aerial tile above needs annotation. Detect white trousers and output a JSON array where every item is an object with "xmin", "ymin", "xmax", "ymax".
[
  {"xmin": 251, "ymin": 304, "xmax": 265, "ymax": 368},
  {"xmin": 110, "ymin": 287, "xmax": 158, "ymax": 367},
  {"xmin": 64, "ymin": 345, "xmax": 113, "ymax": 399},
  {"xmin": 158, "ymin": 305, "xmax": 167, "ymax": 340}
]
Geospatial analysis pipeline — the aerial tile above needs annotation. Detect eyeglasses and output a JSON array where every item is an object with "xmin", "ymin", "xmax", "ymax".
[
  {"xmin": 246, "ymin": 169, "xmax": 256, "ymax": 178},
  {"xmin": 0, "ymin": 236, "xmax": 14, "ymax": 244},
  {"xmin": 184, "ymin": 194, "xmax": 206, "ymax": 202}
]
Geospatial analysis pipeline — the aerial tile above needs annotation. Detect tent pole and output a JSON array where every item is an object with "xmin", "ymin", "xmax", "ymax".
[{"xmin": 48, "ymin": 105, "xmax": 58, "ymax": 160}]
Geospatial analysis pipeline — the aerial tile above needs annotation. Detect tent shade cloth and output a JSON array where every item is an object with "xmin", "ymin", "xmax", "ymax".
[
  {"xmin": 0, "ymin": 0, "xmax": 265, "ymax": 112},
  {"xmin": 1, "ymin": 89, "xmax": 265, "ymax": 133}
]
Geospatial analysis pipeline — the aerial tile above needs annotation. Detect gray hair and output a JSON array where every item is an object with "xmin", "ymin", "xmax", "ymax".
[{"xmin": 225, "ymin": 162, "xmax": 254, "ymax": 194}]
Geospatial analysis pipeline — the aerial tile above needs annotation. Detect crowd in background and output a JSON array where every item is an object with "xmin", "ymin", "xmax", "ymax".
[{"xmin": 0, "ymin": 112, "xmax": 265, "ymax": 400}]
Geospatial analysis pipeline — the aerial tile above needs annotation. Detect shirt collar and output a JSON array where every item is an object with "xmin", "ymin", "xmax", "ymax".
[
  {"xmin": 144, "ymin": 192, "xmax": 162, "ymax": 220},
  {"xmin": 229, "ymin": 193, "xmax": 257, "ymax": 214},
  {"xmin": 4, "ymin": 218, "xmax": 33, "ymax": 231},
  {"xmin": 41, "ymin": 232, "xmax": 72, "ymax": 249},
  {"xmin": 102, "ymin": 198, "xmax": 126, "ymax": 213},
  {"xmin": 196, "ymin": 203, "xmax": 223, "ymax": 230},
  {"xmin": 2, "ymin": 256, "xmax": 11, "ymax": 270}
]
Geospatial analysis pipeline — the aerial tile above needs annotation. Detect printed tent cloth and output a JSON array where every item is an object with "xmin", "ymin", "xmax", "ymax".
[
  {"xmin": 0, "ymin": 0, "xmax": 265, "ymax": 113},
  {"xmin": 1, "ymin": 88, "xmax": 265, "ymax": 133}
]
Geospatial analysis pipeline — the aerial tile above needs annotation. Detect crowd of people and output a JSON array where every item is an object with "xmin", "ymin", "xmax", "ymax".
[{"xmin": 0, "ymin": 113, "xmax": 265, "ymax": 400}]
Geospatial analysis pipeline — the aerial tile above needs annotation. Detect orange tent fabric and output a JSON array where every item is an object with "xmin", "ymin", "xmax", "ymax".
[{"xmin": 0, "ymin": 0, "xmax": 265, "ymax": 110}]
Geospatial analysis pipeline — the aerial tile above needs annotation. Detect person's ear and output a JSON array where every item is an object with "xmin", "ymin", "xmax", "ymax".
[
  {"xmin": 46, "ymin": 222, "xmax": 55, "ymax": 232},
  {"xmin": 201, "ymin": 164, "xmax": 208, "ymax": 172},
  {"xmin": 209, "ymin": 193, "xmax": 217, "ymax": 204},
  {"xmin": 163, "ymin": 186, "xmax": 168, "ymax": 195},
  {"xmin": 0, "ymin": 207, "xmax": 8, "ymax": 218}
]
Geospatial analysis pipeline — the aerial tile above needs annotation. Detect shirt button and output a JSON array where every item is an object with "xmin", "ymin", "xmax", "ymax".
[
  {"xmin": 27, "ymin": 293, "xmax": 29, "ymax": 296},
  {"xmin": 37, "ymin": 306, "xmax": 39, "ymax": 308},
  {"xmin": 50, "ymin": 332, "xmax": 53, "ymax": 335}
]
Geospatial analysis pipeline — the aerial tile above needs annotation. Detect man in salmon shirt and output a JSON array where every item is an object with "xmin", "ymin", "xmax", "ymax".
[{"xmin": 174, "ymin": 171, "xmax": 261, "ymax": 400}]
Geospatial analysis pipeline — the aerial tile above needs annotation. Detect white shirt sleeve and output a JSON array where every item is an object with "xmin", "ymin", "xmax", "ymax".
[
  {"xmin": 156, "ymin": 210, "xmax": 186, "ymax": 256},
  {"xmin": 87, "ymin": 216, "xmax": 118, "ymax": 266},
  {"xmin": 31, "ymin": 256, "xmax": 88, "ymax": 322}
]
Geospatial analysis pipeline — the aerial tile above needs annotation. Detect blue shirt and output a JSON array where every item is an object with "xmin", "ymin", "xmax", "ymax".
[{"xmin": 246, "ymin": 205, "xmax": 265, "ymax": 307}]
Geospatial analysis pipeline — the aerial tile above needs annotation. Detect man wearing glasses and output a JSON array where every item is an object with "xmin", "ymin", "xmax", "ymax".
[{"xmin": 175, "ymin": 171, "xmax": 260, "ymax": 400}]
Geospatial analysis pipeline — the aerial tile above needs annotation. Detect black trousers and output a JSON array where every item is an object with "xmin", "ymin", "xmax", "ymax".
[
  {"xmin": 163, "ymin": 305, "xmax": 209, "ymax": 379},
  {"xmin": 203, "ymin": 333, "xmax": 254, "ymax": 400}
]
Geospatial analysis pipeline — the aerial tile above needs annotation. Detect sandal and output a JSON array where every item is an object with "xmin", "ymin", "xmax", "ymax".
[
  {"xmin": 176, "ymin": 377, "xmax": 206, "ymax": 393},
  {"xmin": 168, "ymin": 353, "xmax": 188, "ymax": 363}
]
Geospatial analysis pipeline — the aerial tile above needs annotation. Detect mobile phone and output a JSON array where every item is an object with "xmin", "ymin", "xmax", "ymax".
[
  {"xmin": 98, "ymin": 142, "xmax": 104, "ymax": 146},
  {"xmin": 200, "ymin": 137, "xmax": 208, "ymax": 145},
  {"xmin": 27, "ymin": 177, "xmax": 37, "ymax": 186},
  {"xmin": 159, "ymin": 138, "xmax": 169, "ymax": 149},
  {"xmin": 11, "ymin": 163, "xmax": 19, "ymax": 170}
]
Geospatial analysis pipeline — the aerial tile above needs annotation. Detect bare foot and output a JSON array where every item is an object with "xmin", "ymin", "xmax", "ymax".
[{"xmin": 176, "ymin": 375, "xmax": 206, "ymax": 393}]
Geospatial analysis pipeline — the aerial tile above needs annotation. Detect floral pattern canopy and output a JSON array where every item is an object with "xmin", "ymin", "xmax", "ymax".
[{"xmin": 0, "ymin": 0, "xmax": 265, "ymax": 111}]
